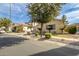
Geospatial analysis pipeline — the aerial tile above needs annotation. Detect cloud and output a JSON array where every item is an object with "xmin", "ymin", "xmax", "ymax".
[
  {"xmin": 58, "ymin": 4, "xmax": 79, "ymax": 24},
  {"xmin": 60, "ymin": 4, "xmax": 77, "ymax": 14},
  {"xmin": 0, "ymin": 3, "xmax": 79, "ymax": 24},
  {"xmin": 0, "ymin": 3, "xmax": 29, "ymax": 23}
]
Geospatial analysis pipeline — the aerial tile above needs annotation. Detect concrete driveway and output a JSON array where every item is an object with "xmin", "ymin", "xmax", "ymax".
[{"xmin": 0, "ymin": 34, "xmax": 79, "ymax": 56}]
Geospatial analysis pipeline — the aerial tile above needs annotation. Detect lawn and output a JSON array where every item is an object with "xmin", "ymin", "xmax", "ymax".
[{"xmin": 52, "ymin": 34, "xmax": 79, "ymax": 39}]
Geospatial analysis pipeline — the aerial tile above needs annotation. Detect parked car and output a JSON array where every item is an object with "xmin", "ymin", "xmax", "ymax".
[{"xmin": 0, "ymin": 30, "xmax": 5, "ymax": 34}]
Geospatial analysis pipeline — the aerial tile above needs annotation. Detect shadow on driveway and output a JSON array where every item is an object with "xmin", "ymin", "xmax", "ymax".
[
  {"xmin": 30, "ymin": 46, "xmax": 79, "ymax": 56},
  {"xmin": 30, "ymin": 41, "xmax": 79, "ymax": 56},
  {"xmin": 0, "ymin": 36, "xmax": 27, "ymax": 49},
  {"xmin": 49, "ymin": 38, "xmax": 79, "ymax": 46}
]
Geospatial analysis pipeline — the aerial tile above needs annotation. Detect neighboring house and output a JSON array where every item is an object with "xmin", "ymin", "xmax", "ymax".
[
  {"xmin": 23, "ymin": 22, "xmax": 38, "ymax": 33},
  {"xmin": 10, "ymin": 22, "xmax": 35, "ymax": 33},
  {"xmin": 8, "ymin": 20, "xmax": 64, "ymax": 34},
  {"xmin": 35, "ymin": 19, "xmax": 64, "ymax": 34},
  {"xmin": 23, "ymin": 25, "xmax": 33, "ymax": 33}
]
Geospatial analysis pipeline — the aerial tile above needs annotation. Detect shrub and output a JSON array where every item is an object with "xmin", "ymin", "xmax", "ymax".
[
  {"xmin": 45, "ymin": 33, "xmax": 52, "ymax": 39},
  {"xmin": 12, "ymin": 25, "xmax": 23, "ymax": 33},
  {"xmin": 27, "ymin": 32, "xmax": 31, "ymax": 35},
  {"xmin": 67, "ymin": 25, "xmax": 77, "ymax": 34},
  {"xmin": 28, "ymin": 25, "xmax": 32, "ymax": 29},
  {"xmin": 16, "ymin": 26, "xmax": 23, "ymax": 33},
  {"xmin": 35, "ymin": 32, "xmax": 39, "ymax": 37}
]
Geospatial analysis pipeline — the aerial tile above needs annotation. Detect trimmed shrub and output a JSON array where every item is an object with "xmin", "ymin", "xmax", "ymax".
[
  {"xmin": 67, "ymin": 25, "xmax": 77, "ymax": 34},
  {"xmin": 35, "ymin": 32, "xmax": 39, "ymax": 37},
  {"xmin": 27, "ymin": 32, "xmax": 31, "ymax": 35},
  {"xmin": 45, "ymin": 33, "xmax": 52, "ymax": 39}
]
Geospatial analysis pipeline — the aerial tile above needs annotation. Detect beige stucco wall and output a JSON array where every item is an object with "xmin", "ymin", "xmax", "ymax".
[{"xmin": 36, "ymin": 20, "xmax": 64, "ymax": 33}]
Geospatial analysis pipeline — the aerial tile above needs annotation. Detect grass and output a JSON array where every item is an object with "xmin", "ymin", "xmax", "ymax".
[{"xmin": 52, "ymin": 34, "xmax": 79, "ymax": 39}]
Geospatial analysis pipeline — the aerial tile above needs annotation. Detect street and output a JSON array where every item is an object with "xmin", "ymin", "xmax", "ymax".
[{"xmin": 0, "ymin": 34, "xmax": 79, "ymax": 56}]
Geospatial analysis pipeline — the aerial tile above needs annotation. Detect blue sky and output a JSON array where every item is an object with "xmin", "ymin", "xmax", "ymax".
[
  {"xmin": 58, "ymin": 3, "xmax": 79, "ymax": 24},
  {"xmin": 0, "ymin": 3, "xmax": 79, "ymax": 24},
  {"xmin": 0, "ymin": 3, "xmax": 30, "ymax": 23}
]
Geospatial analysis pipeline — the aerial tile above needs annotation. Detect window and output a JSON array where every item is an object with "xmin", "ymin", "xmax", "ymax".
[{"xmin": 46, "ymin": 24, "xmax": 55, "ymax": 30}]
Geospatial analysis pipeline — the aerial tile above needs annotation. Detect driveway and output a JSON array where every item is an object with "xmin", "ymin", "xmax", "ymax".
[{"xmin": 0, "ymin": 34, "xmax": 79, "ymax": 56}]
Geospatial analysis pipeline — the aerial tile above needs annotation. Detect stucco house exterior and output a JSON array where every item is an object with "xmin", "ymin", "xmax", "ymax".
[
  {"xmin": 35, "ymin": 19, "xmax": 64, "ymax": 34},
  {"xmin": 9, "ymin": 22, "xmax": 36, "ymax": 33},
  {"xmin": 8, "ymin": 20, "xmax": 64, "ymax": 34}
]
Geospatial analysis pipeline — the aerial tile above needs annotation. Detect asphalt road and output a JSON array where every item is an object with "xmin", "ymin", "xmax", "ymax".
[{"xmin": 0, "ymin": 34, "xmax": 79, "ymax": 56}]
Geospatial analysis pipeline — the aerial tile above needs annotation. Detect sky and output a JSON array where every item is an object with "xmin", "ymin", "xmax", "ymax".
[{"xmin": 0, "ymin": 3, "xmax": 79, "ymax": 24}]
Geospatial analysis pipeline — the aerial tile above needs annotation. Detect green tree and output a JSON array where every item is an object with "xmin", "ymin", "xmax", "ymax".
[
  {"xmin": 15, "ymin": 25, "xmax": 23, "ymax": 33},
  {"xmin": 60, "ymin": 15, "xmax": 68, "ymax": 33},
  {"xmin": 0, "ymin": 18, "xmax": 12, "ymax": 31},
  {"xmin": 28, "ymin": 3, "xmax": 62, "ymax": 37}
]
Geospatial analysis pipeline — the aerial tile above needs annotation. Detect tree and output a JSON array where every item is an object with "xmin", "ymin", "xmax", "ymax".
[
  {"xmin": 60, "ymin": 15, "xmax": 68, "ymax": 33},
  {"xmin": 28, "ymin": 3, "xmax": 62, "ymax": 37},
  {"xmin": 66, "ymin": 25, "xmax": 77, "ymax": 34},
  {"xmin": 15, "ymin": 25, "xmax": 23, "ymax": 33},
  {"xmin": 0, "ymin": 18, "xmax": 12, "ymax": 31}
]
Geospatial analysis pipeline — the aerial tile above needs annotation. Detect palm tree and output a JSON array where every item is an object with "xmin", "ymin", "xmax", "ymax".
[
  {"xmin": 9, "ymin": 3, "xmax": 12, "ymax": 19},
  {"xmin": 0, "ymin": 18, "xmax": 12, "ymax": 31}
]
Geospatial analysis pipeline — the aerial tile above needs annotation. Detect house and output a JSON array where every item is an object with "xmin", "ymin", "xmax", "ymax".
[
  {"xmin": 35, "ymin": 19, "xmax": 64, "ymax": 34},
  {"xmin": 9, "ymin": 22, "xmax": 35, "ymax": 33}
]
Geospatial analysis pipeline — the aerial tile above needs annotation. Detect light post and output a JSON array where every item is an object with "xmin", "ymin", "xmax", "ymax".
[
  {"xmin": 9, "ymin": 3, "xmax": 11, "ymax": 19},
  {"xmin": 9, "ymin": 3, "xmax": 12, "ymax": 32}
]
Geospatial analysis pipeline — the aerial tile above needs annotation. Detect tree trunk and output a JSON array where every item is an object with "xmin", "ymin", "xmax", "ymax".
[
  {"xmin": 49, "ymin": 30, "xmax": 51, "ymax": 33},
  {"xmin": 62, "ymin": 29, "xmax": 63, "ymax": 34},
  {"xmin": 62, "ymin": 25, "xmax": 66, "ymax": 34},
  {"xmin": 40, "ymin": 23, "xmax": 43, "ymax": 38}
]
